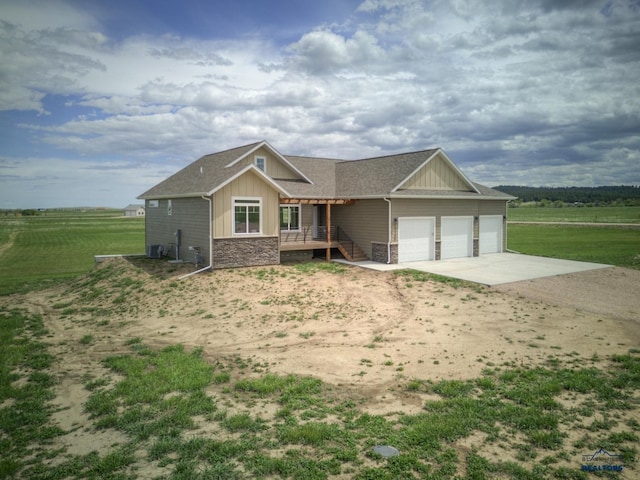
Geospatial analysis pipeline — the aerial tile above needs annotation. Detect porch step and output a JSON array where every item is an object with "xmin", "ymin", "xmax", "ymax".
[{"xmin": 337, "ymin": 241, "xmax": 368, "ymax": 262}]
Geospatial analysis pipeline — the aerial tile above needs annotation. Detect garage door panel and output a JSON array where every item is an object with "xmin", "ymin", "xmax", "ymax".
[
  {"xmin": 398, "ymin": 217, "xmax": 434, "ymax": 262},
  {"xmin": 441, "ymin": 216, "xmax": 473, "ymax": 260},
  {"xmin": 479, "ymin": 216, "xmax": 502, "ymax": 254}
]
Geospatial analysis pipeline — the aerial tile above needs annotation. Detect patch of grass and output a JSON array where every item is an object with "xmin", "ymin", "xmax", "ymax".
[
  {"xmin": 431, "ymin": 379, "xmax": 475, "ymax": 398},
  {"xmin": 278, "ymin": 421, "xmax": 348, "ymax": 446},
  {"xmin": 293, "ymin": 261, "xmax": 348, "ymax": 275},
  {"xmin": 0, "ymin": 309, "xmax": 64, "ymax": 476},
  {"xmin": 507, "ymin": 206, "xmax": 640, "ymax": 223},
  {"xmin": 508, "ymin": 224, "xmax": 640, "ymax": 268},
  {"xmin": 101, "ymin": 344, "xmax": 214, "ymax": 403},
  {"xmin": 0, "ymin": 210, "xmax": 144, "ymax": 295},
  {"xmin": 222, "ymin": 412, "xmax": 267, "ymax": 432},
  {"xmin": 393, "ymin": 269, "xmax": 471, "ymax": 288}
]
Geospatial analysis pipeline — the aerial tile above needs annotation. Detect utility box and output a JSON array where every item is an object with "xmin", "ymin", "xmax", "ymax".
[{"xmin": 146, "ymin": 244, "xmax": 162, "ymax": 259}]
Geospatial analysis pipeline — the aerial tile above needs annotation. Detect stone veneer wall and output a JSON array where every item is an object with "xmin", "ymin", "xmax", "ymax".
[
  {"xmin": 371, "ymin": 242, "xmax": 398, "ymax": 264},
  {"xmin": 212, "ymin": 237, "xmax": 279, "ymax": 269},
  {"xmin": 473, "ymin": 238, "xmax": 479, "ymax": 257}
]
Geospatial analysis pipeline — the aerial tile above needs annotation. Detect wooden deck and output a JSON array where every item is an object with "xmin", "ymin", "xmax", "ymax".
[{"xmin": 279, "ymin": 240, "xmax": 338, "ymax": 251}]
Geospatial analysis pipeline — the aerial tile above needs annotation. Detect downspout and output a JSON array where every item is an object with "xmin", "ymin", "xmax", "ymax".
[
  {"xmin": 178, "ymin": 195, "xmax": 213, "ymax": 280},
  {"xmin": 383, "ymin": 197, "xmax": 392, "ymax": 264}
]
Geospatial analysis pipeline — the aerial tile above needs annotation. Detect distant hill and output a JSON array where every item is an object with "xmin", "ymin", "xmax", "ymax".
[{"xmin": 494, "ymin": 185, "xmax": 640, "ymax": 205}]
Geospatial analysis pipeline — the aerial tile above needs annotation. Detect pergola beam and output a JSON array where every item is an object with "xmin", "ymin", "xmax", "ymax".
[{"xmin": 280, "ymin": 198, "xmax": 355, "ymax": 205}]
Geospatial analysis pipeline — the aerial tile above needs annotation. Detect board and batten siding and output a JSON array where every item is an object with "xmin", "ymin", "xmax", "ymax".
[
  {"xmin": 145, "ymin": 197, "xmax": 210, "ymax": 263},
  {"xmin": 213, "ymin": 170, "xmax": 280, "ymax": 238},
  {"xmin": 235, "ymin": 146, "xmax": 300, "ymax": 180},
  {"xmin": 401, "ymin": 154, "xmax": 470, "ymax": 191},
  {"xmin": 332, "ymin": 199, "xmax": 389, "ymax": 259}
]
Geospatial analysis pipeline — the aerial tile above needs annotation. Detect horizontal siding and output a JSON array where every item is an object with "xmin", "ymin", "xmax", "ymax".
[
  {"xmin": 145, "ymin": 198, "xmax": 210, "ymax": 264},
  {"xmin": 213, "ymin": 170, "xmax": 280, "ymax": 238},
  {"xmin": 332, "ymin": 199, "xmax": 389, "ymax": 259},
  {"xmin": 301, "ymin": 204, "xmax": 313, "ymax": 228},
  {"xmin": 478, "ymin": 200, "xmax": 507, "ymax": 216}
]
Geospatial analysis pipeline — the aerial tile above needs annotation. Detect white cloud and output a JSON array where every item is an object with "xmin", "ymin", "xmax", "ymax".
[
  {"xmin": 1, "ymin": 0, "xmax": 640, "ymax": 209},
  {"xmin": 287, "ymin": 29, "xmax": 385, "ymax": 74},
  {"xmin": 1, "ymin": 0, "xmax": 97, "ymax": 31},
  {"xmin": 0, "ymin": 155, "xmax": 170, "ymax": 208}
]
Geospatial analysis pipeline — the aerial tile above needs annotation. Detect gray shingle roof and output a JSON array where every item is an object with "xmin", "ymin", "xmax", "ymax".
[
  {"xmin": 334, "ymin": 149, "xmax": 440, "ymax": 197},
  {"xmin": 139, "ymin": 143, "xmax": 261, "ymax": 198},
  {"xmin": 281, "ymin": 156, "xmax": 338, "ymax": 198},
  {"xmin": 138, "ymin": 142, "xmax": 514, "ymax": 201}
]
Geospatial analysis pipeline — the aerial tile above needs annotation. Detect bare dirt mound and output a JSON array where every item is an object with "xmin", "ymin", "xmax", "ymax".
[
  {"xmin": 4, "ymin": 257, "xmax": 639, "ymax": 478},
  {"xmin": 8, "ymin": 257, "xmax": 639, "ymax": 414}
]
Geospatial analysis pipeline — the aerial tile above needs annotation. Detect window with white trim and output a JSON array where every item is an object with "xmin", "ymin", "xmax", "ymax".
[
  {"xmin": 254, "ymin": 156, "xmax": 266, "ymax": 172},
  {"xmin": 149, "ymin": 200, "xmax": 159, "ymax": 208},
  {"xmin": 167, "ymin": 199, "xmax": 172, "ymax": 216},
  {"xmin": 280, "ymin": 204, "xmax": 300, "ymax": 231},
  {"xmin": 233, "ymin": 198, "xmax": 261, "ymax": 235}
]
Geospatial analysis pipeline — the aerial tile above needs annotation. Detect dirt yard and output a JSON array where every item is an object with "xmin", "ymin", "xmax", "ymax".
[{"xmin": 4, "ymin": 258, "xmax": 640, "ymax": 469}]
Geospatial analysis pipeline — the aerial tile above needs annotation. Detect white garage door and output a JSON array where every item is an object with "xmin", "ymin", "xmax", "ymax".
[
  {"xmin": 398, "ymin": 217, "xmax": 435, "ymax": 263},
  {"xmin": 441, "ymin": 216, "xmax": 473, "ymax": 260},
  {"xmin": 479, "ymin": 215, "xmax": 503, "ymax": 254}
]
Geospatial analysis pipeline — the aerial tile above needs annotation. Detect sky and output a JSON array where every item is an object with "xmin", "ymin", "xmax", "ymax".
[{"xmin": 1, "ymin": 0, "xmax": 639, "ymax": 208}]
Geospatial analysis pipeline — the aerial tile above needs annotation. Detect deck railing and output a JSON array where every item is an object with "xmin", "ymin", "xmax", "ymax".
[
  {"xmin": 280, "ymin": 226, "xmax": 338, "ymax": 244},
  {"xmin": 280, "ymin": 226, "xmax": 311, "ymax": 243}
]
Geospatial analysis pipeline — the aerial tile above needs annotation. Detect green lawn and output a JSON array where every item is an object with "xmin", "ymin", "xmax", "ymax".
[
  {"xmin": 507, "ymin": 206, "xmax": 640, "ymax": 223},
  {"xmin": 508, "ymin": 224, "xmax": 640, "ymax": 268},
  {"xmin": 0, "ymin": 210, "xmax": 144, "ymax": 294}
]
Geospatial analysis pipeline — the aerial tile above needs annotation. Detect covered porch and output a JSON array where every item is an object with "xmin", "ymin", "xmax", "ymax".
[
  {"xmin": 279, "ymin": 226, "xmax": 339, "ymax": 252},
  {"xmin": 278, "ymin": 198, "xmax": 367, "ymax": 261}
]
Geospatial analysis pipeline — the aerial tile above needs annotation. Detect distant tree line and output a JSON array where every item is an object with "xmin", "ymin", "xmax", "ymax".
[
  {"xmin": 495, "ymin": 185, "xmax": 640, "ymax": 207},
  {"xmin": 1, "ymin": 209, "xmax": 40, "ymax": 216}
]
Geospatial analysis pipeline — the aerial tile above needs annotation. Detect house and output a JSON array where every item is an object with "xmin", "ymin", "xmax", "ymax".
[
  {"xmin": 123, "ymin": 204, "xmax": 145, "ymax": 217},
  {"xmin": 138, "ymin": 141, "xmax": 514, "ymax": 269}
]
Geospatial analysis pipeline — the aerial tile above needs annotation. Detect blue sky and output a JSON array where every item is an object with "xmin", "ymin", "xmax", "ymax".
[{"xmin": 1, "ymin": 0, "xmax": 639, "ymax": 208}]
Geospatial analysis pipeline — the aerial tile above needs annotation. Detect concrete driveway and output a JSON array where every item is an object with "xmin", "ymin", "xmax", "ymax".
[{"xmin": 338, "ymin": 253, "xmax": 612, "ymax": 286}]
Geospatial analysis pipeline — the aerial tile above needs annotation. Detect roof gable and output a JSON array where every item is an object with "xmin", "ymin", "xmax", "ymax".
[
  {"xmin": 334, "ymin": 149, "xmax": 440, "ymax": 197},
  {"xmin": 394, "ymin": 150, "xmax": 480, "ymax": 193},
  {"xmin": 208, "ymin": 164, "xmax": 291, "ymax": 197},
  {"xmin": 225, "ymin": 141, "xmax": 313, "ymax": 184}
]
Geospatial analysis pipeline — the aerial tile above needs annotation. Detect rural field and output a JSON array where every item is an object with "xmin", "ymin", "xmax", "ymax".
[{"xmin": 1, "ymin": 208, "xmax": 639, "ymax": 479}]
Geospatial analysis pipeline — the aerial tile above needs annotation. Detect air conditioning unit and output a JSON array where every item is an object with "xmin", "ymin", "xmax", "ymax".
[{"xmin": 146, "ymin": 244, "xmax": 162, "ymax": 259}]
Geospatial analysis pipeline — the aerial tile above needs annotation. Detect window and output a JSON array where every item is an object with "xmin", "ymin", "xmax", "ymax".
[
  {"xmin": 254, "ymin": 156, "xmax": 266, "ymax": 172},
  {"xmin": 149, "ymin": 200, "xmax": 159, "ymax": 208},
  {"xmin": 167, "ymin": 199, "xmax": 172, "ymax": 216},
  {"xmin": 280, "ymin": 204, "xmax": 300, "ymax": 231},
  {"xmin": 233, "ymin": 198, "xmax": 261, "ymax": 235}
]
